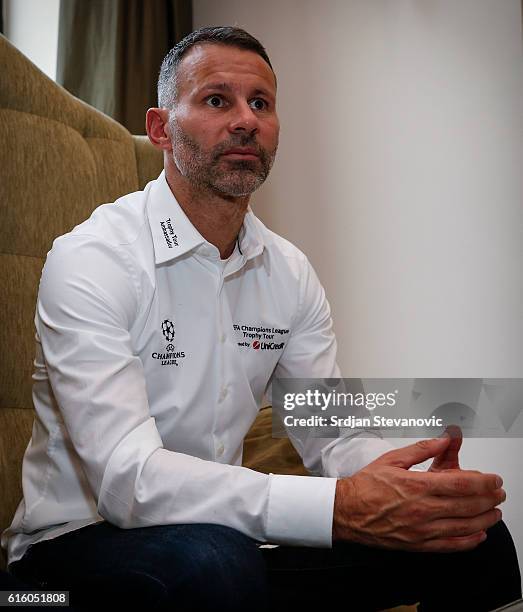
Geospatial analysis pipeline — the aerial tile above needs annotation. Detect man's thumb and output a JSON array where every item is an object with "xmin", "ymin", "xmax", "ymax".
[{"xmin": 375, "ymin": 436, "xmax": 452, "ymax": 469}]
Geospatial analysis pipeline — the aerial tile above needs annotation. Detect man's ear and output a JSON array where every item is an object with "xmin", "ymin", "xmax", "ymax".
[{"xmin": 146, "ymin": 108, "xmax": 172, "ymax": 151}]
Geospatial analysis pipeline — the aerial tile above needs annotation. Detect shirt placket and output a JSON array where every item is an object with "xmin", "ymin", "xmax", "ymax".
[{"xmin": 213, "ymin": 259, "xmax": 231, "ymax": 460}]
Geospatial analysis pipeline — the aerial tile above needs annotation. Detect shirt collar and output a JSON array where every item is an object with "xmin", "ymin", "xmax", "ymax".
[
  {"xmin": 146, "ymin": 171, "xmax": 265, "ymax": 265},
  {"xmin": 237, "ymin": 207, "xmax": 265, "ymax": 262},
  {"xmin": 147, "ymin": 171, "xmax": 206, "ymax": 264}
]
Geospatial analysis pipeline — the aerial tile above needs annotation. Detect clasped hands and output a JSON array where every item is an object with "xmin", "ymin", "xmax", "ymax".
[{"xmin": 332, "ymin": 425, "xmax": 506, "ymax": 552}]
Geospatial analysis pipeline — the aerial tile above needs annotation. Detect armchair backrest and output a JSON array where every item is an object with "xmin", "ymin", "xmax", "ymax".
[{"xmin": 0, "ymin": 34, "xmax": 163, "ymax": 568}]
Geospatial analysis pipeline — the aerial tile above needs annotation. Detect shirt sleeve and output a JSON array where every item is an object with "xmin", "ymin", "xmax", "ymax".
[
  {"xmin": 266, "ymin": 255, "xmax": 396, "ymax": 546},
  {"xmin": 36, "ymin": 234, "xmax": 328, "ymax": 548}
]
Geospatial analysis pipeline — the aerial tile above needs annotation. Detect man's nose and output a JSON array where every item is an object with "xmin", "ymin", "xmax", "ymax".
[{"xmin": 228, "ymin": 101, "xmax": 259, "ymax": 134}]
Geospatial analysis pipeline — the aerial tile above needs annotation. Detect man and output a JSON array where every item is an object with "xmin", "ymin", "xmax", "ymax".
[{"xmin": 2, "ymin": 27, "xmax": 520, "ymax": 611}]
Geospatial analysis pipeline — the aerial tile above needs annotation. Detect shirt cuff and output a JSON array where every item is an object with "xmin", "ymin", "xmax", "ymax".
[{"xmin": 265, "ymin": 474, "xmax": 337, "ymax": 548}]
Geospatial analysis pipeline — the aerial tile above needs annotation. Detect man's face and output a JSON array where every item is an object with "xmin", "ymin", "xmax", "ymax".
[{"xmin": 168, "ymin": 43, "xmax": 279, "ymax": 198}]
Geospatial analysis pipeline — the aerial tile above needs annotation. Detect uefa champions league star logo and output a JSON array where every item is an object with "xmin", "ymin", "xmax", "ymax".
[
  {"xmin": 161, "ymin": 319, "xmax": 175, "ymax": 341},
  {"xmin": 161, "ymin": 319, "xmax": 175, "ymax": 350},
  {"xmin": 151, "ymin": 319, "xmax": 186, "ymax": 367}
]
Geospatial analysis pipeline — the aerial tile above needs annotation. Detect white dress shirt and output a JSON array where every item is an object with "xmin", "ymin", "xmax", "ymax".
[{"xmin": 1, "ymin": 171, "xmax": 394, "ymax": 567}]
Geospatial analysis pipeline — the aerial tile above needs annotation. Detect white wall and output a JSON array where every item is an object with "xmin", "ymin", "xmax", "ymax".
[
  {"xmin": 194, "ymin": 0, "xmax": 523, "ymax": 573},
  {"xmin": 4, "ymin": 0, "xmax": 60, "ymax": 80}
]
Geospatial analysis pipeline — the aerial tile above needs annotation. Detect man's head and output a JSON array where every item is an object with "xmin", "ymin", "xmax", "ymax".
[
  {"xmin": 157, "ymin": 26, "xmax": 275, "ymax": 109},
  {"xmin": 147, "ymin": 27, "xmax": 279, "ymax": 199}
]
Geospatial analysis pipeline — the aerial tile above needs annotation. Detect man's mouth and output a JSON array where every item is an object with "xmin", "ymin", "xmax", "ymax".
[{"xmin": 221, "ymin": 147, "xmax": 260, "ymax": 160}]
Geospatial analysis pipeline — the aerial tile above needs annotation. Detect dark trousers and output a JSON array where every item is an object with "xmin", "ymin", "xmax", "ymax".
[{"xmin": 8, "ymin": 520, "xmax": 521, "ymax": 611}]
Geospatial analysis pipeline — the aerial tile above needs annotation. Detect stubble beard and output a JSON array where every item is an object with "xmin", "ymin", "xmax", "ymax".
[{"xmin": 169, "ymin": 115, "xmax": 277, "ymax": 198}]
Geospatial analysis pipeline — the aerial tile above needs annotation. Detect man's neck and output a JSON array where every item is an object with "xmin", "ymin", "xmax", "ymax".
[{"xmin": 165, "ymin": 168, "xmax": 249, "ymax": 260}]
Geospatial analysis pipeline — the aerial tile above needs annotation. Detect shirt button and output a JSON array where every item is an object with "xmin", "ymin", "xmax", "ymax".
[
  {"xmin": 216, "ymin": 443, "xmax": 225, "ymax": 457},
  {"xmin": 219, "ymin": 387, "xmax": 228, "ymax": 402}
]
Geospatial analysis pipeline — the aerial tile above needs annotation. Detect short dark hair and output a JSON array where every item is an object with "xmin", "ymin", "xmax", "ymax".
[{"xmin": 157, "ymin": 26, "xmax": 275, "ymax": 108}]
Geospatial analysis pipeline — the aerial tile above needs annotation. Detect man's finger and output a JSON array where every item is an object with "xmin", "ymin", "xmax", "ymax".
[
  {"xmin": 412, "ymin": 530, "xmax": 487, "ymax": 553},
  {"xmin": 426, "ymin": 489, "xmax": 506, "ymax": 519},
  {"xmin": 374, "ymin": 437, "xmax": 452, "ymax": 469},
  {"xmin": 414, "ymin": 469, "xmax": 503, "ymax": 496},
  {"xmin": 420, "ymin": 508, "xmax": 502, "ymax": 540},
  {"xmin": 430, "ymin": 425, "xmax": 463, "ymax": 472}
]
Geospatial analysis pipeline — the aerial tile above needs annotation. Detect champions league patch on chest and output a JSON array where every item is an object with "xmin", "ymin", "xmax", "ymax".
[
  {"xmin": 233, "ymin": 323, "xmax": 289, "ymax": 351},
  {"xmin": 151, "ymin": 319, "xmax": 186, "ymax": 366}
]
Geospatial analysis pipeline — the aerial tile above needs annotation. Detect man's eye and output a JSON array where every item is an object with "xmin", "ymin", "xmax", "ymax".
[
  {"xmin": 206, "ymin": 96, "xmax": 225, "ymax": 108},
  {"xmin": 249, "ymin": 98, "xmax": 268, "ymax": 111}
]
